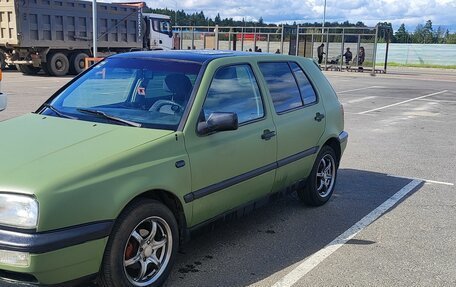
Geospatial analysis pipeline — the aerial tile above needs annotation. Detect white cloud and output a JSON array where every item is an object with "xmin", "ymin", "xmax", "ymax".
[{"xmin": 104, "ymin": 0, "xmax": 456, "ymax": 30}]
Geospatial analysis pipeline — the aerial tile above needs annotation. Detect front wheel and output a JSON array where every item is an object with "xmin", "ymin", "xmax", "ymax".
[
  {"xmin": 298, "ymin": 145, "xmax": 338, "ymax": 206},
  {"xmin": 17, "ymin": 64, "xmax": 41, "ymax": 75},
  {"xmin": 98, "ymin": 199, "xmax": 178, "ymax": 287}
]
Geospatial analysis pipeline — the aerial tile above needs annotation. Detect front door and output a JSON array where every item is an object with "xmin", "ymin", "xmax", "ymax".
[{"xmin": 184, "ymin": 63, "xmax": 277, "ymax": 226}]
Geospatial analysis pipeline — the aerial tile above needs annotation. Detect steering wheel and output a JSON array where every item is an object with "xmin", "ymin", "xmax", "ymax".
[{"xmin": 149, "ymin": 100, "xmax": 184, "ymax": 113}]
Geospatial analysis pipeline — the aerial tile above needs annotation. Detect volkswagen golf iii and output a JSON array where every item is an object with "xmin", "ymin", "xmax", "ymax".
[{"xmin": 0, "ymin": 51, "xmax": 347, "ymax": 286}]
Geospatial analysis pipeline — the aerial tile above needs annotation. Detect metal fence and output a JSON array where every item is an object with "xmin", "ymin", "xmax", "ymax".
[{"xmin": 173, "ymin": 25, "xmax": 387, "ymax": 73}]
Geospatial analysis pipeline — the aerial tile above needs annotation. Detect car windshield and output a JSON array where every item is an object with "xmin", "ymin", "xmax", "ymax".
[{"xmin": 44, "ymin": 57, "xmax": 202, "ymax": 130}]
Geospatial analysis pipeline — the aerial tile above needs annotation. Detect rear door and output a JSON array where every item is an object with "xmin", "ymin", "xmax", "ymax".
[{"xmin": 258, "ymin": 61, "xmax": 325, "ymax": 191}]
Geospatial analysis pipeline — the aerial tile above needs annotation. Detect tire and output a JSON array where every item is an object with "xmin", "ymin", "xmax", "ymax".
[
  {"xmin": 41, "ymin": 62, "xmax": 52, "ymax": 76},
  {"xmin": 17, "ymin": 64, "xmax": 41, "ymax": 75},
  {"xmin": 0, "ymin": 53, "xmax": 6, "ymax": 70},
  {"xmin": 99, "ymin": 199, "xmax": 178, "ymax": 287},
  {"xmin": 69, "ymin": 52, "xmax": 88, "ymax": 75},
  {"xmin": 298, "ymin": 145, "xmax": 338, "ymax": 206},
  {"xmin": 47, "ymin": 52, "xmax": 69, "ymax": 76}
]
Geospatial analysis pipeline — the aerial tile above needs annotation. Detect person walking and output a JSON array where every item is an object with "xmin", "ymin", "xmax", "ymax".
[
  {"xmin": 343, "ymin": 47, "xmax": 353, "ymax": 68},
  {"xmin": 317, "ymin": 43, "xmax": 325, "ymax": 64}
]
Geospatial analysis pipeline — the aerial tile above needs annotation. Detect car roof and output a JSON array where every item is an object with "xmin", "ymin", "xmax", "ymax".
[{"xmin": 111, "ymin": 50, "xmax": 288, "ymax": 64}]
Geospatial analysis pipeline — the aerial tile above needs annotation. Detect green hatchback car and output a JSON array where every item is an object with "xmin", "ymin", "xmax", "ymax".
[{"xmin": 0, "ymin": 51, "xmax": 347, "ymax": 286}]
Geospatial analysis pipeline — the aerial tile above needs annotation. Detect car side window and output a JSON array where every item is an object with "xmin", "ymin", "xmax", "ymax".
[
  {"xmin": 258, "ymin": 62, "xmax": 303, "ymax": 113},
  {"xmin": 289, "ymin": 62, "xmax": 317, "ymax": 105},
  {"xmin": 202, "ymin": 64, "xmax": 264, "ymax": 124}
]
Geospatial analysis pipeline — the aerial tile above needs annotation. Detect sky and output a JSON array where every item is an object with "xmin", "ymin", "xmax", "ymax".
[{"xmin": 106, "ymin": 0, "xmax": 456, "ymax": 31}]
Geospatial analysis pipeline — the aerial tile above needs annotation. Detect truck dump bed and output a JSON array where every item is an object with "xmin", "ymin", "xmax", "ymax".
[{"xmin": 0, "ymin": 0, "xmax": 143, "ymax": 49}]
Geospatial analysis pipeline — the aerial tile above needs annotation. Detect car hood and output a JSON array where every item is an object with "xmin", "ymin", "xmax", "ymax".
[{"xmin": 0, "ymin": 114, "xmax": 174, "ymax": 194}]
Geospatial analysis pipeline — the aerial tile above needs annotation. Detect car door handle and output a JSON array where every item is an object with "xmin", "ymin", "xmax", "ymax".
[
  {"xmin": 314, "ymin": 112, "xmax": 325, "ymax": 122},
  {"xmin": 261, "ymin": 129, "xmax": 276, "ymax": 141}
]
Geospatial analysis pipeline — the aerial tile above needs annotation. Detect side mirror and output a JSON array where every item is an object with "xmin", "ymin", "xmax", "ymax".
[
  {"xmin": 197, "ymin": 112, "xmax": 238, "ymax": 136},
  {"xmin": 0, "ymin": 93, "xmax": 6, "ymax": 112}
]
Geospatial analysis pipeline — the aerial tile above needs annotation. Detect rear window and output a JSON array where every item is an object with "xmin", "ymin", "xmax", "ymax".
[
  {"xmin": 289, "ymin": 62, "xmax": 317, "ymax": 105},
  {"xmin": 259, "ymin": 62, "xmax": 303, "ymax": 113}
]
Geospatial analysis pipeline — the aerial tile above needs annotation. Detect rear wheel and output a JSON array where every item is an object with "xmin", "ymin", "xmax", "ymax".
[
  {"xmin": 69, "ymin": 52, "xmax": 88, "ymax": 75},
  {"xmin": 47, "ymin": 52, "xmax": 69, "ymax": 76},
  {"xmin": 99, "ymin": 199, "xmax": 178, "ymax": 287},
  {"xmin": 17, "ymin": 64, "xmax": 41, "ymax": 75},
  {"xmin": 298, "ymin": 145, "xmax": 338, "ymax": 206}
]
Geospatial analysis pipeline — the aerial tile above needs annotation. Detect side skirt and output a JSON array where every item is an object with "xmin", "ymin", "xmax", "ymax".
[{"xmin": 182, "ymin": 178, "xmax": 307, "ymax": 242}]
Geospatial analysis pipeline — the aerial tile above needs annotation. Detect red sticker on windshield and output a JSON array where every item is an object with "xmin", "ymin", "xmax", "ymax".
[{"xmin": 137, "ymin": 87, "xmax": 146, "ymax": 96}]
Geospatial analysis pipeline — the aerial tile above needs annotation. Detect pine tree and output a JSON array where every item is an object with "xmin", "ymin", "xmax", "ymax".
[{"xmin": 394, "ymin": 23, "xmax": 409, "ymax": 43}]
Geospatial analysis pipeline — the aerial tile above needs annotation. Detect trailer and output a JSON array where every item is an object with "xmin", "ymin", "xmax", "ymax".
[{"xmin": 0, "ymin": 0, "xmax": 173, "ymax": 76}]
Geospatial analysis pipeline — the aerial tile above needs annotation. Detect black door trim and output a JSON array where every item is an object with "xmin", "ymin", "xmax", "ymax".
[{"xmin": 183, "ymin": 146, "xmax": 319, "ymax": 203}]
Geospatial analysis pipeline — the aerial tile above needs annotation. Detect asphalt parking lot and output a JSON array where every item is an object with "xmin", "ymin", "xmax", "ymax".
[{"xmin": 1, "ymin": 67, "xmax": 455, "ymax": 286}]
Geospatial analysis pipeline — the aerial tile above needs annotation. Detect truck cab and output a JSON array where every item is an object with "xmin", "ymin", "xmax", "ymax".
[{"xmin": 144, "ymin": 13, "xmax": 174, "ymax": 50}]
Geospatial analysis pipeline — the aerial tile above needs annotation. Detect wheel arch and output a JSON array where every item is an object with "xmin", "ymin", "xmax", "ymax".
[
  {"xmin": 323, "ymin": 137, "xmax": 341, "ymax": 166},
  {"xmin": 117, "ymin": 189, "xmax": 188, "ymax": 245}
]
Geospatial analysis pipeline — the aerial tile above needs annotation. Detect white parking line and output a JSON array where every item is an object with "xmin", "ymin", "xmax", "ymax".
[
  {"xmin": 358, "ymin": 90, "xmax": 448, "ymax": 114},
  {"xmin": 271, "ymin": 179, "xmax": 422, "ymax": 287},
  {"xmin": 387, "ymin": 174, "xmax": 454, "ymax": 186},
  {"xmin": 337, "ymin": 86, "xmax": 382, "ymax": 94},
  {"xmin": 345, "ymin": 96, "xmax": 377, "ymax": 104}
]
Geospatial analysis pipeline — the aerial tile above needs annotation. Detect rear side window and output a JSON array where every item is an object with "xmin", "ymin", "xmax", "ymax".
[
  {"xmin": 202, "ymin": 64, "xmax": 264, "ymax": 124},
  {"xmin": 289, "ymin": 62, "xmax": 317, "ymax": 105},
  {"xmin": 259, "ymin": 62, "xmax": 303, "ymax": 113}
]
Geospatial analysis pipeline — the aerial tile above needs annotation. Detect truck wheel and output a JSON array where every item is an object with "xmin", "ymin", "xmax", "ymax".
[
  {"xmin": 99, "ymin": 199, "xmax": 178, "ymax": 287},
  {"xmin": 48, "ymin": 53, "xmax": 69, "ymax": 76},
  {"xmin": 69, "ymin": 52, "xmax": 88, "ymax": 75},
  {"xmin": 41, "ymin": 63, "xmax": 52, "ymax": 76},
  {"xmin": 0, "ymin": 53, "xmax": 6, "ymax": 70},
  {"xmin": 298, "ymin": 145, "xmax": 338, "ymax": 206},
  {"xmin": 18, "ymin": 64, "xmax": 41, "ymax": 75}
]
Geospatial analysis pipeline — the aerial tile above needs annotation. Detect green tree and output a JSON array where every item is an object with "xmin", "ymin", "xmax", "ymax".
[
  {"xmin": 423, "ymin": 20, "xmax": 434, "ymax": 43},
  {"xmin": 394, "ymin": 23, "xmax": 409, "ymax": 43},
  {"xmin": 412, "ymin": 24, "xmax": 424, "ymax": 43},
  {"xmin": 446, "ymin": 33, "xmax": 456, "ymax": 44},
  {"xmin": 214, "ymin": 13, "xmax": 221, "ymax": 25},
  {"xmin": 434, "ymin": 26, "xmax": 445, "ymax": 43},
  {"xmin": 258, "ymin": 17, "xmax": 264, "ymax": 25}
]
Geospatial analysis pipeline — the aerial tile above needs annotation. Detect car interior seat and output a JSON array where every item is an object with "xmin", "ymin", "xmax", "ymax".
[{"xmin": 163, "ymin": 73, "xmax": 193, "ymax": 105}]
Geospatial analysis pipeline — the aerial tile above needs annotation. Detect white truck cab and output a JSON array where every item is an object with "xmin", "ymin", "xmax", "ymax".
[{"xmin": 144, "ymin": 13, "xmax": 174, "ymax": 50}]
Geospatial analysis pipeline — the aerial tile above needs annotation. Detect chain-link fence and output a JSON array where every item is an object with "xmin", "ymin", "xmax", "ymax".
[{"xmin": 174, "ymin": 25, "xmax": 387, "ymax": 73}]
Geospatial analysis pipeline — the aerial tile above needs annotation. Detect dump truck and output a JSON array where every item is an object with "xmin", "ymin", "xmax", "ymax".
[{"xmin": 0, "ymin": 0, "xmax": 173, "ymax": 76}]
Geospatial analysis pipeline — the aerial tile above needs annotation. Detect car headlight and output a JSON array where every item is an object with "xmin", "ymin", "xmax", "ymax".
[{"xmin": 0, "ymin": 193, "xmax": 39, "ymax": 229}]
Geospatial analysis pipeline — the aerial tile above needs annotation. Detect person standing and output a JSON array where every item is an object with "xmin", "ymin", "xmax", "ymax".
[
  {"xmin": 358, "ymin": 46, "xmax": 365, "ymax": 71},
  {"xmin": 343, "ymin": 47, "xmax": 353, "ymax": 68},
  {"xmin": 317, "ymin": 43, "xmax": 325, "ymax": 64}
]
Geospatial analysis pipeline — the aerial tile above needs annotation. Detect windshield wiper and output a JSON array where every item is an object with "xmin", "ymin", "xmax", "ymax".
[
  {"xmin": 76, "ymin": 108, "xmax": 142, "ymax": 127},
  {"xmin": 44, "ymin": 104, "xmax": 78, "ymax": 119}
]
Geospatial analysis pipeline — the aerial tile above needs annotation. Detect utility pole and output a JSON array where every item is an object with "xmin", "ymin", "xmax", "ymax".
[
  {"xmin": 323, "ymin": 0, "xmax": 327, "ymax": 28},
  {"xmin": 92, "ymin": 0, "xmax": 97, "ymax": 57},
  {"xmin": 321, "ymin": 0, "xmax": 327, "ymax": 43}
]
